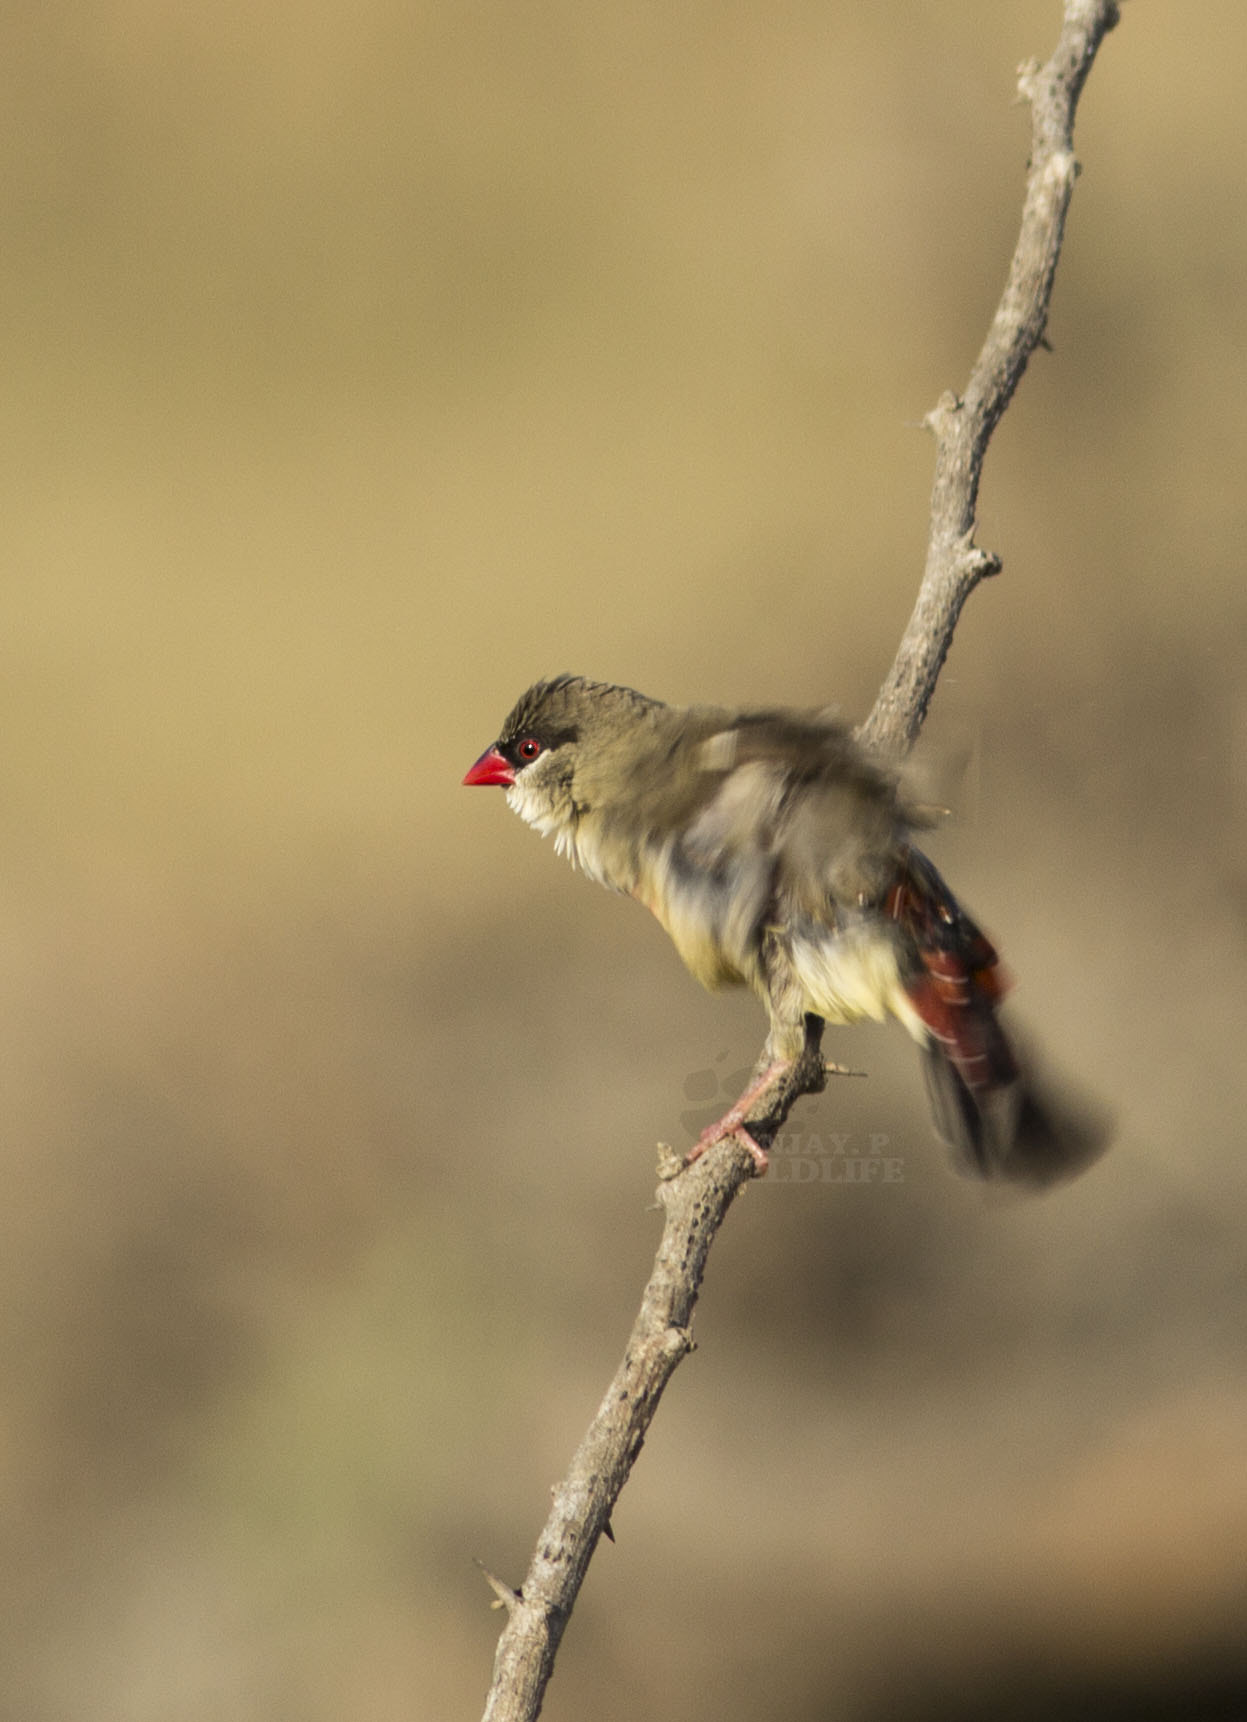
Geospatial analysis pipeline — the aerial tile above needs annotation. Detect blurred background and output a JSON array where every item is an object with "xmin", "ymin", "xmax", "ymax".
[{"xmin": 2, "ymin": 3, "xmax": 1246, "ymax": 1718}]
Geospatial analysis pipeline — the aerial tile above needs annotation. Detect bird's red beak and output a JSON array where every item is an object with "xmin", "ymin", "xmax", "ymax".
[{"xmin": 462, "ymin": 745, "xmax": 516, "ymax": 787}]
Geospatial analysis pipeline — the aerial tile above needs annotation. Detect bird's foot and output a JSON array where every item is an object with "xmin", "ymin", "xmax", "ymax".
[
  {"xmin": 686, "ymin": 1117, "xmax": 771, "ymax": 1175},
  {"xmin": 684, "ymin": 1059, "xmax": 794, "ymax": 1176}
]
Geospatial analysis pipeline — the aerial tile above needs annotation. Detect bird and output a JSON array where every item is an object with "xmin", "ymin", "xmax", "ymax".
[{"xmin": 464, "ymin": 674, "xmax": 1100, "ymax": 1183}]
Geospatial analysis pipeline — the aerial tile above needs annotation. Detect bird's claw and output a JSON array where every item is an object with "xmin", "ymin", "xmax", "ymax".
[
  {"xmin": 683, "ymin": 1059, "xmax": 795, "ymax": 1177},
  {"xmin": 684, "ymin": 1118, "xmax": 770, "ymax": 1176}
]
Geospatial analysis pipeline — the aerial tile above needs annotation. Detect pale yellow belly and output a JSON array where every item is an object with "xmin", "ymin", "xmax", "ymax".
[{"xmin": 789, "ymin": 925, "xmax": 925, "ymax": 1039}]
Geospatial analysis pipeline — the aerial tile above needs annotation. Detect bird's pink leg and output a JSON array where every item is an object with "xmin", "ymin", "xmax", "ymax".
[{"xmin": 685, "ymin": 1059, "xmax": 794, "ymax": 1175}]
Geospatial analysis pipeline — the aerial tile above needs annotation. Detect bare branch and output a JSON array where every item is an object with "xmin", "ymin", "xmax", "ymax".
[
  {"xmin": 479, "ymin": 1144, "xmax": 756, "ymax": 1722},
  {"xmin": 478, "ymin": 6, "xmax": 1119, "ymax": 1717},
  {"xmin": 860, "ymin": 0, "xmax": 1120, "ymax": 757}
]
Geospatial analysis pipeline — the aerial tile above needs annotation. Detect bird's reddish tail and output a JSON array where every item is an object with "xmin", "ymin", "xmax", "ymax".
[{"xmin": 887, "ymin": 848, "xmax": 1100, "ymax": 1181}]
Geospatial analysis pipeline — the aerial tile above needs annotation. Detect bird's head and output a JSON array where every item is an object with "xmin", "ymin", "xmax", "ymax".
[{"xmin": 463, "ymin": 674, "xmax": 665, "ymax": 844}]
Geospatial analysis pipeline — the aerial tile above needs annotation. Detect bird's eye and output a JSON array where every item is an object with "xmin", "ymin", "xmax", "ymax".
[{"xmin": 517, "ymin": 737, "xmax": 542, "ymax": 762}]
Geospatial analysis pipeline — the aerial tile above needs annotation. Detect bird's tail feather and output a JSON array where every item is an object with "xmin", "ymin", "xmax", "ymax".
[{"xmin": 891, "ymin": 848, "xmax": 1107, "ymax": 1184}]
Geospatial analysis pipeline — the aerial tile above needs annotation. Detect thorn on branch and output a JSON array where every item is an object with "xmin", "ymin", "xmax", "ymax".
[
  {"xmin": 655, "ymin": 1142, "xmax": 685, "ymax": 1181},
  {"xmin": 963, "ymin": 545, "xmax": 1003, "ymax": 581},
  {"xmin": 476, "ymin": 1559, "xmax": 521, "ymax": 1614},
  {"xmin": 923, "ymin": 390, "xmax": 962, "ymax": 435},
  {"xmin": 1016, "ymin": 57, "xmax": 1042, "ymax": 104}
]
